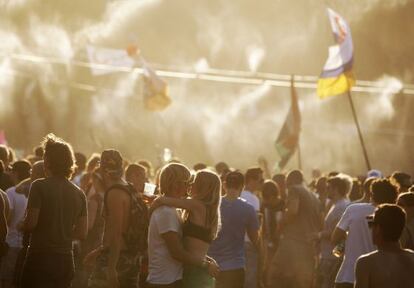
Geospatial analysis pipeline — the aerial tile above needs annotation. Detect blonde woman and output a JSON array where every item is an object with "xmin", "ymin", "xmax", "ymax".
[{"xmin": 151, "ymin": 168, "xmax": 221, "ymax": 288}]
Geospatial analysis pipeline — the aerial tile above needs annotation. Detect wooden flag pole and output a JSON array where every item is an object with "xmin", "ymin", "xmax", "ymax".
[
  {"xmin": 346, "ymin": 90, "xmax": 372, "ymax": 171},
  {"xmin": 297, "ymin": 140, "xmax": 303, "ymax": 171}
]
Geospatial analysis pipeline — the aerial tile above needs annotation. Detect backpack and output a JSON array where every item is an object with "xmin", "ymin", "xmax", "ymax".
[{"xmin": 105, "ymin": 184, "xmax": 149, "ymax": 255}]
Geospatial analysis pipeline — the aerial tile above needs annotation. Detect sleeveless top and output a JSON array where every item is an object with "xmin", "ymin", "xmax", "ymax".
[
  {"xmin": 182, "ymin": 209, "xmax": 213, "ymax": 244},
  {"xmin": 104, "ymin": 183, "xmax": 149, "ymax": 255}
]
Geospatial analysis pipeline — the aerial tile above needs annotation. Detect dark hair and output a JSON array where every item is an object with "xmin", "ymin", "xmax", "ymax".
[
  {"xmin": 391, "ymin": 171, "xmax": 412, "ymax": 192},
  {"xmin": 193, "ymin": 163, "xmax": 207, "ymax": 171},
  {"xmin": 262, "ymin": 180, "xmax": 280, "ymax": 199},
  {"xmin": 12, "ymin": 160, "xmax": 32, "ymax": 182},
  {"xmin": 34, "ymin": 146, "xmax": 44, "ymax": 158},
  {"xmin": 225, "ymin": 171, "xmax": 244, "ymax": 190},
  {"xmin": 286, "ymin": 170, "xmax": 304, "ymax": 186},
  {"xmin": 245, "ymin": 167, "xmax": 263, "ymax": 183},
  {"xmin": 398, "ymin": 192, "xmax": 414, "ymax": 207},
  {"xmin": 42, "ymin": 134, "xmax": 76, "ymax": 178},
  {"xmin": 374, "ymin": 204, "xmax": 406, "ymax": 242},
  {"xmin": 371, "ymin": 178, "xmax": 398, "ymax": 205},
  {"xmin": 125, "ymin": 163, "xmax": 147, "ymax": 180},
  {"xmin": 215, "ymin": 162, "xmax": 229, "ymax": 175},
  {"xmin": 327, "ymin": 174, "xmax": 352, "ymax": 197},
  {"xmin": 363, "ymin": 177, "xmax": 376, "ymax": 195},
  {"xmin": 349, "ymin": 179, "xmax": 362, "ymax": 201}
]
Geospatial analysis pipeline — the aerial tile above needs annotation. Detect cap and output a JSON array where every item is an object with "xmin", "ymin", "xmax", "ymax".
[{"xmin": 100, "ymin": 149, "xmax": 123, "ymax": 177}]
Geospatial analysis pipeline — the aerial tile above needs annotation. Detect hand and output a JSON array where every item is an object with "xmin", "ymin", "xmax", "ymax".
[
  {"xmin": 106, "ymin": 267, "xmax": 119, "ymax": 288},
  {"xmin": 207, "ymin": 260, "xmax": 220, "ymax": 278}
]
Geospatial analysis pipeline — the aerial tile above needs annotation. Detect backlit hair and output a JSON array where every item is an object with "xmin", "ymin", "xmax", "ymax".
[
  {"xmin": 193, "ymin": 170, "xmax": 222, "ymax": 240},
  {"xmin": 159, "ymin": 163, "xmax": 191, "ymax": 195}
]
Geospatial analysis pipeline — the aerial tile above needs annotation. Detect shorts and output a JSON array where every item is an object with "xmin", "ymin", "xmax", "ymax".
[{"xmin": 0, "ymin": 247, "xmax": 20, "ymax": 280}]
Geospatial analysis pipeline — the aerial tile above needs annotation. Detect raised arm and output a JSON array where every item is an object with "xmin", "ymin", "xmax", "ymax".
[{"xmin": 154, "ymin": 196, "xmax": 202, "ymax": 213}]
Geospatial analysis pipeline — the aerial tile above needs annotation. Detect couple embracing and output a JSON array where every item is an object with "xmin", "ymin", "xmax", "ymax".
[{"xmin": 147, "ymin": 163, "xmax": 221, "ymax": 288}]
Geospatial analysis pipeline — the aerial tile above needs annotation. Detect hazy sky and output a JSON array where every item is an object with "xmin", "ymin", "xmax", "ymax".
[{"xmin": 1, "ymin": 0, "xmax": 413, "ymax": 175}]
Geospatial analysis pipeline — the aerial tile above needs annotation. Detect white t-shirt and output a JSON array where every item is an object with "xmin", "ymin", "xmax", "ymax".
[
  {"xmin": 147, "ymin": 206, "xmax": 183, "ymax": 285},
  {"xmin": 241, "ymin": 190, "xmax": 260, "ymax": 242},
  {"xmin": 6, "ymin": 187, "xmax": 28, "ymax": 248},
  {"xmin": 335, "ymin": 203, "xmax": 376, "ymax": 284}
]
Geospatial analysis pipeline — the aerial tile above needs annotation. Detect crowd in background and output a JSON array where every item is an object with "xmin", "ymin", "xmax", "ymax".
[{"xmin": 0, "ymin": 134, "xmax": 413, "ymax": 288}]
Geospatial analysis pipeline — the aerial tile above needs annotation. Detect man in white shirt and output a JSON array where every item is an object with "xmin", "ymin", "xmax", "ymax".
[
  {"xmin": 240, "ymin": 167, "xmax": 263, "ymax": 288},
  {"xmin": 332, "ymin": 178, "xmax": 398, "ymax": 288},
  {"xmin": 147, "ymin": 163, "xmax": 217, "ymax": 287},
  {"xmin": 0, "ymin": 160, "xmax": 32, "ymax": 288}
]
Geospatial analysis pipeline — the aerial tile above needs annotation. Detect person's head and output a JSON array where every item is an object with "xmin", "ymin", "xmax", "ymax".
[
  {"xmin": 363, "ymin": 177, "xmax": 376, "ymax": 199},
  {"xmin": 86, "ymin": 153, "xmax": 100, "ymax": 173},
  {"xmin": 315, "ymin": 176, "xmax": 328, "ymax": 195},
  {"xmin": 11, "ymin": 160, "xmax": 32, "ymax": 184},
  {"xmin": 190, "ymin": 170, "xmax": 222, "ymax": 239},
  {"xmin": 397, "ymin": 192, "xmax": 414, "ymax": 218},
  {"xmin": 125, "ymin": 163, "xmax": 147, "ymax": 193},
  {"xmin": 371, "ymin": 178, "xmax": 398, "ymax": 206},
  {"xmin": 390, "ymin": 171, "xmax": 412, "ymax": 193},
  {"xmin": 33, "ymin": 145, "xmax": 44, "ymax": 158},
  {"xmin": 215, "ymin": 162, "xmax": 229, "ymax": 176},
  {"xmin": 262, "ymin": 180, "xmax": 280, "ymax": 207},
  {"xmin": 286, "ymin": 170, "xmax": 304, "ymax": 188},
  {"xmin": 245, "ymin": 167, "xmax": 264, "ymax": 191},
  {"xmin": 0, "ymin": 145, "xmax": 9, "ymax": 169},
  {"xmin": 74, "ymin": 152, "xmax": 87, "ymax": 174},
  {"xmin": 224, "ymin": 171, "xmax": 244, "ymax": 194},
  {"xmin": 31, "ymin": 160, "xmax": 45, "ymax": 181},
  {"xmin": 99, "ymin": 149, "xmax": 124, "ymax": 186},
  {"xmin": 349, "ymin": 178, "xmax": 362, "ymax": 202},
  {"xmin": 159, "ymin": 163, "xmax": 191, "ymax": 198},
  {"xmin": 193, "ymin": 163, "xmax": 207, "ymax": 172},
  {"xmin": 369, "ymin": 204, "xmax": 406, "ymax": 246},
  {"xmin": 272, "ymin": 173, "xmax": 286, "ymax": 195},
  {"xmin": 42, "ymin": 134, "xmax": 76, "ymax": 178},
  {"xmin": 327, "ymin": 174, "xmax": 353, "ymax": 201},
  {"xmin": 138, "ymin": 159, "xmax": 153, "ymax": 179}
]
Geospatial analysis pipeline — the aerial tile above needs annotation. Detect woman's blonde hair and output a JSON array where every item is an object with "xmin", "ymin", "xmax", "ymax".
[
  {"xmin": 159, "ymin": 163, "xmax": 191, "ymax": 195},
  {"xmin": 193, "ymin": 170, "xmax": 222, "ymax": 240}
]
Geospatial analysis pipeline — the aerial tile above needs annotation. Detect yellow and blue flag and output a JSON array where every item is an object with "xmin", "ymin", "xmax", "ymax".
[{"xmin": 317, "ymin": 8, "xmax": 355, "ymax": 99}]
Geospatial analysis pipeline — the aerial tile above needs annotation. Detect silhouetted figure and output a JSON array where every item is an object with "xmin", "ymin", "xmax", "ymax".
[
  {"xmin": 355, "ymin": 204, "xmax": 414, "ymax": 288},
  {"xmin": 21, "ymin": 134, "xmax": 88, "ymax": 288},
  {"xmin": 332, "ymin": 178, "xmax": 398, "ymax": 288}
]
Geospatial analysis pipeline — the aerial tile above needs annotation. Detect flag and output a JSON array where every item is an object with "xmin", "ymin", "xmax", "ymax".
[
  {"xmin": 317, "ymin": 8, "xmax": 355, "ymax": 99},
  {"xmin": 127, "ymin": 43, "xmax": 171, "ymax": 111},
  {"xmin": 141, "ymin": 61, "xmax": 171, "ymax": 111},
  {"xmin": 275, "ymin": 77, "xmax": 301, "ymax": 169},
  {"xmin": 86, "ymin": 45, "xmax": 136, "ymax": 75}
]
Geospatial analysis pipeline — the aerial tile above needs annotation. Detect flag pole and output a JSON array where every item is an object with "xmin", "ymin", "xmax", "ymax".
[
  {"xmin": 291, "ymin": 75, "xmax": 303, "ymax": 171},
  {"xmin": 346, "ymin": 90, "xmax": 372, "ymax": 171},
  {"xmin": 297, "ymin": 140, "xmax": 303, "ymax": 171}
]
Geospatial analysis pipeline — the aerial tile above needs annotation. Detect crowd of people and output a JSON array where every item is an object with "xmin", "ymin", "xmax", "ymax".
[{"xmin": 0, "ymin": 134, "xmax": 413, "ymax": 288}]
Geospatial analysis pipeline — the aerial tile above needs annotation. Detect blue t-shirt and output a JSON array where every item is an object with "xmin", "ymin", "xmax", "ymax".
[{"xmin": 208, "ymin": 197, "xmax": 259, "ymax": 271}]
